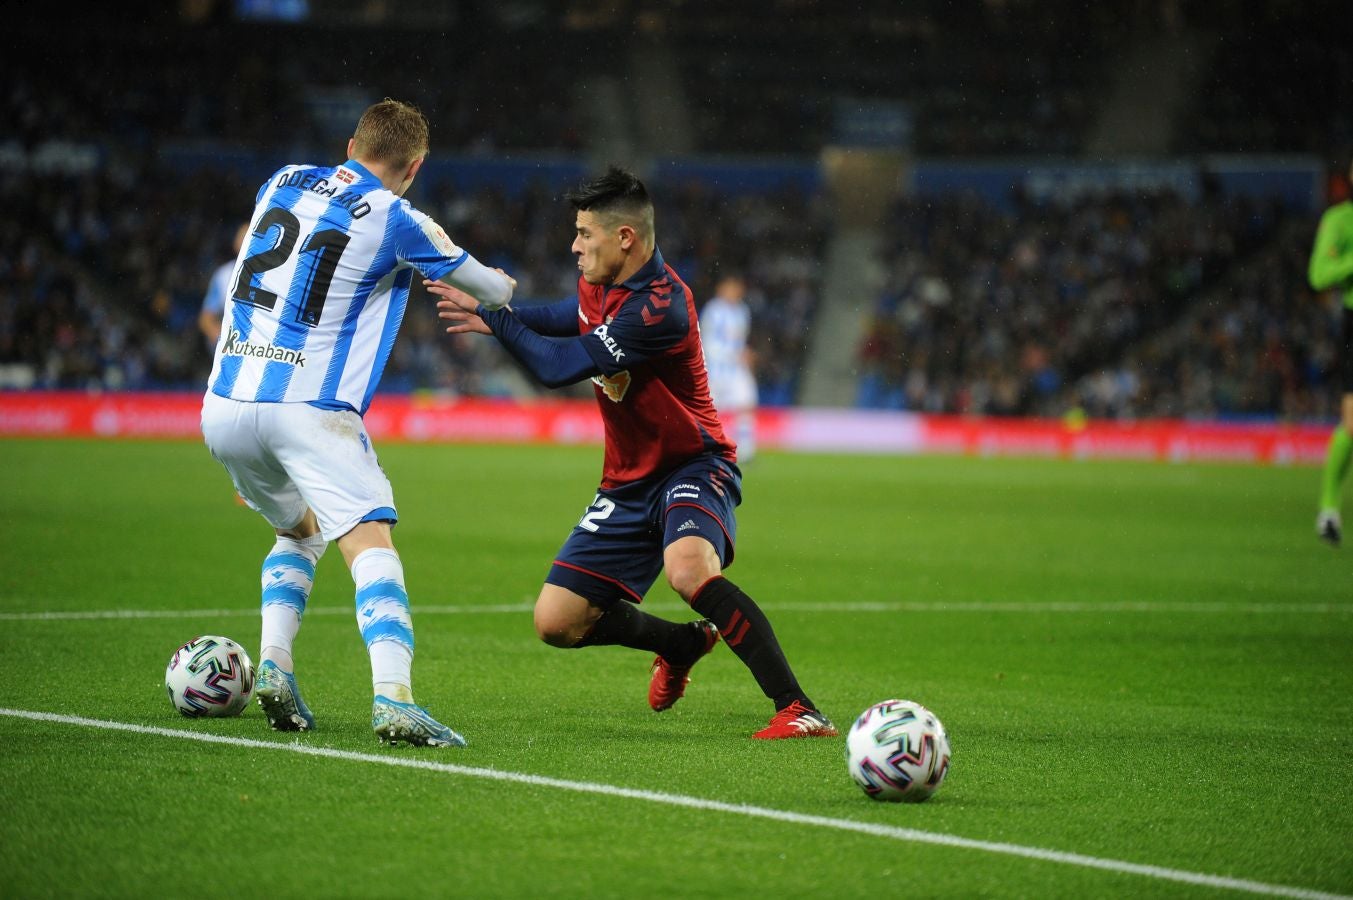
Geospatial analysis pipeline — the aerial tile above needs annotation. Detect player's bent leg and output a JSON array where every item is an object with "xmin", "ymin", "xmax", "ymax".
[
  {"xmin": 534, "ymin": 584, "xmax": 604, "ymax": 647},
  {"xmin": 255, "ymin": 517, "xmax": 326, "ymax": 732},
  {"xmin": 643, "ymin": 536, "xmax": 723, "ymax": 711},
  {"xmin": 536, "ymin": 583, "xmax": 707, "ymax": 658},
  {"xmin": 260, "ymin": 521, "xmax": 325, "ymax": 673}
]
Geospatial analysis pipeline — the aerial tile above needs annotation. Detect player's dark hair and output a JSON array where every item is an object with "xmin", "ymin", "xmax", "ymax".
[{"xmin": 566, "ymin": 166, "xmax": 655, "ymax": 242}]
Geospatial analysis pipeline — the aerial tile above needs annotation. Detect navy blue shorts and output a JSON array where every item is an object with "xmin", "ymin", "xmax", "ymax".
[{"xmin": 547, "ymin": 455, "xmax": 742, "ymax": 606}]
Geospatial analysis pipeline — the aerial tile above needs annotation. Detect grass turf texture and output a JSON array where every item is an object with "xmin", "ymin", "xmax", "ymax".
[{"xmin": 1, "ymin": 437, "xmax": 1349, "ymax": 898}]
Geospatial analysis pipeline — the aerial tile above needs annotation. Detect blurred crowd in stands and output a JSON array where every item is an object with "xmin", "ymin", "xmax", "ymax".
[
  {"xmin": 3, "ymin": 0, "xmax": 1350, "ymax": 422},
  {"xmin": 855, "ymin": 185, "xmax": 1346, "ymax": 421},
  {"xmin": 0, "ymin": 152, "xmax": 828, "ymax": 405}
]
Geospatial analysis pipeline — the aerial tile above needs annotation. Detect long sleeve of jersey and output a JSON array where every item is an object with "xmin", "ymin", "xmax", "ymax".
[
  {"xmin": 479, "ymin": 306, "xmax": 598, "ymax": 388},
  {"xmin": 439, "ymin": 255, "xmax": 514, "ymax": 309},
  {"xmin": 509, "ymin": 297, "xmax": 580, "ymax": 336},
  {"xmin": 480, "ymin": 288, "xmax": 686, "ymax": 389},
  {"xmin": 1309, "ymin": 203, "xmax": 1353, "ymax": 293}
]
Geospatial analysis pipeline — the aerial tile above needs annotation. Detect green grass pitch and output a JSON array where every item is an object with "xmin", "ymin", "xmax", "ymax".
[{"xmin": 1, "ymin": 437, "xmax": 1349, "ymax": 898}]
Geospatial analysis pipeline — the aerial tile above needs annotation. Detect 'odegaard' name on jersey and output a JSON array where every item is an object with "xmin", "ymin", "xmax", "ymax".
[
  {"xmin": 274, "ymin": 170, "xmax": 372, "ymax": 218},
  {"xmin": 221, "ymin": 331, "xmax": 307, "ymax": 367}
]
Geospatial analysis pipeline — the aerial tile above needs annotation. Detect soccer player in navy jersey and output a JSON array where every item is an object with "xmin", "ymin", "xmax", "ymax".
[
  {"xmin": 201, "ymin": 99, "xmax": 516, "ymax": 746},
  {"xmin": 426, "ymin": 167, "xmax": 835, "ymax": 739}
]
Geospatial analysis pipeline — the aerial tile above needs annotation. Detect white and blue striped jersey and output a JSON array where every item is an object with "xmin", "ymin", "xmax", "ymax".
[
  {"xmin": 207, "ymin": 159, "xmax": 476, "ymax": 415},
  {"xmin": 700, "ymin": 296, "xmax": 751, "ymax": 383},
  {"xmin": 700, "ymin": 295, "xmax": 757, "ymax": 410}
]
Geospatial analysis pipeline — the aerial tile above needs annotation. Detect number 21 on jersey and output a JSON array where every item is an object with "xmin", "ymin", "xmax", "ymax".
[{"xmin": 233, "ymin": 207, "xmax": 351, "ymax": 327}]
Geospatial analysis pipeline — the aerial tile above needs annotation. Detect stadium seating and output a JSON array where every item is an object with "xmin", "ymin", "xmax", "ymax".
[
  {"xmin": 852, "ymin": 187, "xmax": 1338, "ymax": 420},
  {"xmin": 2, "ymin": 2, "xmax": 1348, "ymax": 418}
]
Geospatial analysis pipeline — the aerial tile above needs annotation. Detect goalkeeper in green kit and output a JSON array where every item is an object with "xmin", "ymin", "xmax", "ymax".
[{"xmin": 1309, "ymin": 160, "xmax": 1353, "ymax": 547}]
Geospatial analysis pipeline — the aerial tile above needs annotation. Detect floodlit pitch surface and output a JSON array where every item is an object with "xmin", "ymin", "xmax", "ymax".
[{"xmin": 1, "ymin": 438, "xmax": 1349, "ymax": 899}]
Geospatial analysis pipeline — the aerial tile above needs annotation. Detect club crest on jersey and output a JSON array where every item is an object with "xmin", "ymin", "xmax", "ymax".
[
  {"xmin": 221, "ymin": 330, "xmax": 306, "ymax": 367},
  {"xmin": 592, "ymin": 323, "xmax": 626, "ymax": 362},
  {"xmin": 420, "ymin": 218, "xmax": 460, "ymax": 257},
  {"xmin": 592, "ymin": 370, "xmax": 631, "ymax": 403}
]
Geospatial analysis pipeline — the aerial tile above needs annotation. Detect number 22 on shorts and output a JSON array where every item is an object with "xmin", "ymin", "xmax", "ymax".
[{"xmin": 577, "ymin": 495, "xmax": 616, "ymax": 532}]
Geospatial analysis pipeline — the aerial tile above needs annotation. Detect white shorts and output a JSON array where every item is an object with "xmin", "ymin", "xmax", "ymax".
[
  {"xmin": 201, "ymin": 393, "xmax": 396, "ymax": 541},
  {"xmin": 708, "ymin": 368, "xmax": 758, "ymax": 411}
]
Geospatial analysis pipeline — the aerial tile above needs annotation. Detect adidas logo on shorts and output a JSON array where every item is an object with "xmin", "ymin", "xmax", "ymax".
[{"xmin": 678, "ymin": 519, "xmax": 698, "ymax": 532}]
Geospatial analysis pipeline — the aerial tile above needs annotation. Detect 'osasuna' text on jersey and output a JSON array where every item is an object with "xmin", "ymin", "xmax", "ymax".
[{"xmin": 207, "ymin": 160, "xmax": 469, "ymax": 415}]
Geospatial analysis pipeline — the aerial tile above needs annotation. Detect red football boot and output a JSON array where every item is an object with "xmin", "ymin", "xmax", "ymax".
[
  {"xmin": 648, "ymin": 620, "xmax": 719, "ymax": 711},
  {"xmin": 752, "ymin": 699, "xmax": 839, "ymax": 739}
]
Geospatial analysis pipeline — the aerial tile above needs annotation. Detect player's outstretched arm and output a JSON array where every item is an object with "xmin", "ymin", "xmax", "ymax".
[
  {"xmin": 426, "ymin": 279, "xmax": 598, "ymax": 388},
  {"xmin": 439, "ymin": 257, "xmax": 516, "ymax": 310},
  {"xmin": 429, "ymin": 281, "xmax": 494, "ymax": 335}
]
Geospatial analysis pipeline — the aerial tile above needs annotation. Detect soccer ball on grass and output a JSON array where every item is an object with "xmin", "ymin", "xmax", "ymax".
[
  {"xmin": 164, "ymin": 635, "xmax": 255, "ymax": 718},
  {"xmin": 845, "ymin": 699, "xmax": 951, "ymax": 802}
]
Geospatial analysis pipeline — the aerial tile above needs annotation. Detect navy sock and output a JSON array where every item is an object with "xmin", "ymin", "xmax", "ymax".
[
  {"xmin": 574, "ymin": 601, "xmax": 703, "ymax": 660},
  {"xmin": 690, "ymin": 576, "xmax": 809, "ymax": 711}
]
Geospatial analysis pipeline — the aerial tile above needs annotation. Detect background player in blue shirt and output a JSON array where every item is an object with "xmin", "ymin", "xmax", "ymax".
[
  {"xmin": 700, "ymin": 274, "xmax": 759, "ymax": 462},
  {"xmin": 197, "ymin": 222, "xmax": 248, "ymax": 351},
  {"xmin": 428, "ymin": 167, "xmax": 836, "ymax": 739}
]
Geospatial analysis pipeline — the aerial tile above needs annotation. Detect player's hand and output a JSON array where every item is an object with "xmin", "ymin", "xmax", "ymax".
[
  {"xmin": 494, "ymin": 267, "xmax": 518, "ymax": 290},
  {"xmin": 425, "ymin": 279, "xmax": 494, "ymax": 335}
]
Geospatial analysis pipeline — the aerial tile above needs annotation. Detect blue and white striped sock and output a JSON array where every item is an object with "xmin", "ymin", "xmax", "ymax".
[
  {"xmin": 351, "ymin": 547, "xmax": 415, "ymax": 695},
  {"xmin": 260, "ymin": 533, "xmax": 327, "ymax": 671}
]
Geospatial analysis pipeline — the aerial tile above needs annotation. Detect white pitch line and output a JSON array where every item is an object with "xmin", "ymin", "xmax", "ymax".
[
  {"xmin": 0, "ymin": 603, "xmax": 534, "ymax": 621},
  {"xmin": 1, "ymin": 599, "xmax": 1348, "ymax": 622},
  {"xmin": 0, "ymin": 708, "xmax": 1345, "ymax": 900}
]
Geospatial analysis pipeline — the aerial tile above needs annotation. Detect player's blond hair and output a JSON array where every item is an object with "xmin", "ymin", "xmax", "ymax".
[{"xmin": 351, "ymin": 99, "xmax": 429, "ymax": 170}]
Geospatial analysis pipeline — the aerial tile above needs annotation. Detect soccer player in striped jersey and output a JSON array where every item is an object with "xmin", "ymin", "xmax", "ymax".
[
  {"xmin": 700, "ymin": 274, "xmax": 759, "ymax": 462},
  {"xmin": 427, "ymin": 167, "xmax": 836, "ymax": 740},
  {"xmin": 201, "ymin": 99, "xmax": 515, "ymax": 746},
  {"xmin": 1310, "ymin": 159, "xmax": 1353, "ymax": 547}
]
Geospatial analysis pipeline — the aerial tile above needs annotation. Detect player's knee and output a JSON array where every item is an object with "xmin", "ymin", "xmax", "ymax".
[
  {"xmin": 665, "ymin": 560, "xmax": 719, "ymax": 604},
  {"xmin": 533, "ymin": 606, "xmax": 585, "ymax": 648},
  {"xmin": 664, "ymin": 536, "xmax": 722, "ymax": 602}
]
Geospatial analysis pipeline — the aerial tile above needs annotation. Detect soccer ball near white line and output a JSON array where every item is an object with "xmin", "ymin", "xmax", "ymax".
[
  {"xmin": 164, "ymin": 635, "xmax": 255, "ymax": 718},
  {"xmin": 846, "ymin": 699, "xmax": 951, "ymax": 802}
]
